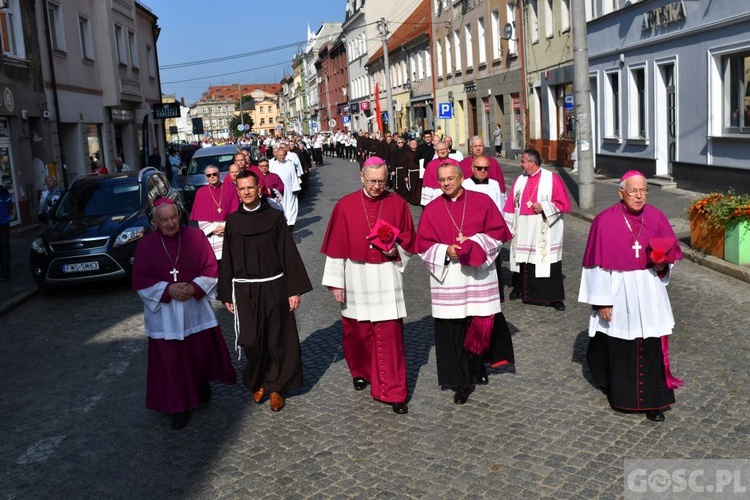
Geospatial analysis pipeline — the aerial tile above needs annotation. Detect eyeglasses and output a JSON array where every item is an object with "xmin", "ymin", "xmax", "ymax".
[
  {"xmin": 362, "ymin": 178, "xmax": 386, "ymax": 186},
  {"xmin": 205, "ymin": 172, "xmax": 219, "ymax": 178},
  {"xmin": 474, "ymin": 166, "xmax": 490, "ymax": 172},
  {"xmin": 623, "ymin": 188, "xmax": 649, "ymax": 196}
]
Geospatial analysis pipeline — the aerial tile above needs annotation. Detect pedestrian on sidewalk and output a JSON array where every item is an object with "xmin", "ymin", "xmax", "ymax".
[
  {"xmin": 218, "ymin": 170, "xmax": 312, "ymax": 412},
  {"xmin": 579, "ymin": 170, "xmax": 683, "ymax": 422},
  {"xmin": 503, "ymin": 149, "xmax": 571, "ymax": 311},
  {"xmin": 321, "ymin": 156, "xmax": 416, "ymax": 414},
  {"xmin": 493, "ymin": 124, "xmax": 502, "ymax": 157},
  {"xmin": 133, "ymin": 198, "xmax": 236, "ymax": 430}
]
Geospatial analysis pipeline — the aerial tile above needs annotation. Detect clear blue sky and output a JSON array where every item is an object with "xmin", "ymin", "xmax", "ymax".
[{"xmin": 142, "ymin": 0, "xmax": 345, "ymax": 105}]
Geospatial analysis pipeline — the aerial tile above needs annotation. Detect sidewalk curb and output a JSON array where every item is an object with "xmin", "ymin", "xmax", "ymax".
[
  {"xmin": 569, "ymin": 209, "xmax": 750, "ymax": 285},
  {"xmin": 0, "ymin": 288, "xmax": 38, "ymax": 318}
]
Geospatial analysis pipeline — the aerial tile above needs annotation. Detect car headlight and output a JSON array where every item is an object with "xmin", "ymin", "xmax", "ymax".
[
  {"xmin": 31, "ymin": 238, "xmax": 47, "ymax": 255},
  {"xmin": 114, "ymin": 227, "xmax": 145, "ymax": 247}
]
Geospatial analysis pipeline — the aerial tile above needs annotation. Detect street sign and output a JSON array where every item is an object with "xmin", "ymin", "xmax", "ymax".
[
  {"xmin": 191, "ymin": 117, "xmax": 204, "ymax": 135},
  {"xmin": 564, "ymin": 94, "xmax": 574, "ymax": 111},
  {"xmin": 438, "ymin": 102, "xmax": 453, "ymax": 119},
  {"xmin": 342, "ymin": 115, "xmax": 351, "ymax": 125},
  {"xmin": 237, "ymin": 124, "xmax": 244, "ymax": 131},
  {"xmin": 243, "ymin": 124, "xmax": 250, "ymax": 131},
  {"xmin": 151, "ymin": 102, "xmax": 181, "ymax": 119}
]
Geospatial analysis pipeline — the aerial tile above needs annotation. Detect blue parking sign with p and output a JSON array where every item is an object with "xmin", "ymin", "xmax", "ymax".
[{"xmin": 438, "ymin": 102, "xmax": 453, "ymax": 119}]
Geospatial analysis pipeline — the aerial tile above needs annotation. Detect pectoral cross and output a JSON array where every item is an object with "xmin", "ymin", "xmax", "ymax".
[
  {"xmin": 526, "ymin": 201, "xmax": 533, "ymax": 208},
  {"xmin": 632, "ymin": 241, "xmax": 642, "ymax": 259},
  {"xmin": 170, "ymin": 268, "xmax": 179, "ymax": 282},
  {"xmin": 457, "ymin": 232, "xmax": 464, "ymax": 242},
  {"xmin": 217, "ymin": 208, "xmax": 222, "ymax": 213}
]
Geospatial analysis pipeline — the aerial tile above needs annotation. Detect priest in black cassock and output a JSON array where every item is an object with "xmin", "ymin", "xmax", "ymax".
[{"xmin": 218, "ymin": 170, "xmax": 312, "ymax": 412}]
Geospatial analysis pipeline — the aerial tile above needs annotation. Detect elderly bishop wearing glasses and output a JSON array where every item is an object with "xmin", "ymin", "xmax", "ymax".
[
  {"xmin": 190, "ymin": 165, "xmax": 240, "ymax": 262},
  {"xmin": 579, "ymin": 170, "xmax": 683, "ymax": 422},
  {"xmin": 133, "ymin": 198, "xmax": 236, "ymax": 430},
  {"xmin": 321, "ymin": 156, "xmax": 416, "ymax": 414}
]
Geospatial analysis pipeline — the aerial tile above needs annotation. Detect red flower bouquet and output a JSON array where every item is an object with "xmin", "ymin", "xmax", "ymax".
[
  {"xmin": 367, "ymin": 219, "xmax": 400, "ymax": 252},
  {"xmin": 648, "ymin": 237, "xmax": 677, "ymax": 265}
]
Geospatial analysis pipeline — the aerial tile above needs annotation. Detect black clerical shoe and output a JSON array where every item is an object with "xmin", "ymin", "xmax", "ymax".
[
  {"xmin": 453, "ymin": 387, "xmax": 474, "ymax": 405},
  {"xmin": 391, "ymin": 402, "xmax": 408, "ymax": 414},
  {"xmin": 352, "ymin": 378, "xmax": 369, "ymax": 391},
  {"xmin": 509, "ymin": 289, "xmax": 521, "ymax": 300},
  {"xmin": 645, "ymin": 410, "xmax": 665, "ymax": 422},
  {"xmin": 171, "ymin": 410, "xmax": 192, "ymax": 430},
  {"xmin": 475, "ymin": 365, "xmax": 489, "ymax": 385},
  {"xmin": 552, "ymin": 301, "xmax": 566, "ymax": 311},
  {"xmin": 199, "ymin": 384, "xmax": 212, "ymax": 404}
]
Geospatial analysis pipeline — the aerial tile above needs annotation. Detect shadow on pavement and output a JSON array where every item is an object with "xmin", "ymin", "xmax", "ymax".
[{"xmin": 571, "ymin": 328, "xmax": 598, "ymax": 389}]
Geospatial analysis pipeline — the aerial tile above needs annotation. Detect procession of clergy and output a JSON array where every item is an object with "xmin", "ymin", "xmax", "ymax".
[{"xmin": 133, "ymin": 135, "xmax": 683, "ymax": 430}]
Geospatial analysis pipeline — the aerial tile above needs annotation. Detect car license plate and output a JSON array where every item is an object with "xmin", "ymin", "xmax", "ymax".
[{"xmin": 63, "ymin": 261, "xmax": 100, "ymax": 273}]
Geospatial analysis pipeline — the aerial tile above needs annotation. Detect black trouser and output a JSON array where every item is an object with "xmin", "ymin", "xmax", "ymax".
[{"xmin": 0, "ymin": 223, "xmax": 10, "ymax": 278}]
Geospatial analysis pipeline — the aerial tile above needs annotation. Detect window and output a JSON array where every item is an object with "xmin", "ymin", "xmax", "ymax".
[
  {"xmin": 528, "ymin": 0, "xmax": 539, "ymax": 44},
  {"xmin": 507, "ymin": 4, "xmax": 518, "ymax": 56},
  {"xmin": 605, "ymin": 70, "xmax": 621, "ymax": 138},
  {"xmin": 491, "ymin": 10, "xmax": 501, "ymax": 60},
  {"xmin": 78, "ymin": 15, "xmax": 94, "ymax": 60},
  {"xmin": 260, "ymin": 106, "xmax": 265, "ymax": 114},
  {"xmin": 454, "ymin": 30, "xmax": 461, "ymax": 73},
  {"xmin": 417, "ymin": 51, "xmax": 424, "ymax": 80},
  {"xmin": 0, "ymin": 0, "xmax": 26, "ymax": 58},
  {"xmin": 465, "ymin": 25, "xmax": 473, "ymax": 69},
  {"xmin": 628, "ymin": 66, "xmax": 647, "ymax": 139},
  {"xmin": 269, "ymin": 117, "xmax": 274, "ymax": 124},
  {"xmin": 560, "ymin": 0, "xmax": 571, "ymax": 33},
  {"xmin": 128, "ymin": 31, "xmax": 139, "ymax": 69},
  {"xmin": 544, "ymin": 0, "xmax": 554, "ymax": 39},
  {"xmin": 425, "ymin": 48, "xmax": 432, "ymax": 78},
  {"xmin": 47, "ymin": 2, "xmax": 66, "ymax": 52},
  {"xmin": 146, "ymin": 45, "xmax": 156, "ymax": 78},
  {"xmin": 445, "ymin": 35, "xmax": 452, "ymax": 74},
  {"xmin": 436, "ymin": 40, "xmax": 443, "ymax": 78},
  {"xmin": 720, "ymin": 51, "xmax": 750, "ymax": 133},
  {"xmin": 114, "ymin": 24, "xmax": 127, "ymax": 65},
  {"xmin": 477, "ymin": 17, "xmax": 486, "ymax": 64}
]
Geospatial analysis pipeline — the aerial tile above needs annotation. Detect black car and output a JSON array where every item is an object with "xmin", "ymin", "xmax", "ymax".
[{"xmin": 30, "ymin": 168, "xmax": 185, "ymax": 293}]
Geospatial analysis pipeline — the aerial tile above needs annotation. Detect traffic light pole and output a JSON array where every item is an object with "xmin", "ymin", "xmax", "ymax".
[{"xmin": 572, "ymin": 0, "xmax": 595, "ymax": 211}]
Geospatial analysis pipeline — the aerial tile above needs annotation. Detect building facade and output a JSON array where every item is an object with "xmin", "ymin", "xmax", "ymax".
[
  {"xmin": 1, "ymin": 0, "xmax": 52, "ymax": 225},
  {"xmin": 432, "ymin": 0, "xmax": 525, "ymax": 153},
  {"xmin": 524, "ymin": 0, "xmax": 576, "ymax": 166},
  {"xmin": 317, "ymin": 33, "xmax": 349, "ymax": 132},
  {"xmin": 366, "ymin": 0, "xmax": 433, "ymax": 135},
  {"xmin": 586, "ymin": 0, "xmax": 750, "ymax": 192}
]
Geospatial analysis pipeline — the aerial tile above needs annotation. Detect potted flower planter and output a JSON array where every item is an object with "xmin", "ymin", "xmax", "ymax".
[
  {"xmin": 689, "ymin": 207, "xmax": 724, "ymax": 259},
  {"xmin": 724, "ymin": 219, "xmax": 750, "ymax": 265}
]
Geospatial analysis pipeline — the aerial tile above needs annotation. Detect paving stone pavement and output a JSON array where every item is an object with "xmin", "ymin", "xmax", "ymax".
[{"xmin": 0, "ymin": 157, "xmax": 748, "ymax": 499}]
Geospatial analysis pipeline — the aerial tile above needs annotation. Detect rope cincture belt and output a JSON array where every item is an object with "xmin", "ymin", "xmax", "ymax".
[{"xmin": 231, "ymin": 273, "xmax": 284, "ymax": 360}]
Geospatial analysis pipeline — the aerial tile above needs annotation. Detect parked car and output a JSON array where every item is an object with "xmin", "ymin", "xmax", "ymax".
[
  {"xmin": 30, "ymin": 168, "xmax": 184, "ymax": 293},
  {"xmin": 182, "ymin": 144, "xmax": 240, "ymax": 211}
]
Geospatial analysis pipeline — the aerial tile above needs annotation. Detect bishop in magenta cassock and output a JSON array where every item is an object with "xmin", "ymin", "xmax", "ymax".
[
  {"xmin": 321, "ymin": 157, "xmax": 416, "ymax": 414},
  {"xmin": 502, "ymin": 149, "xmax": 571, "ymax": 311},
  {"xmin": 133, "ymin": 198, "xmax": 236, "ymax": 430},
  {"xmin": 579, "ymin": 170, "xmax": 683, "ymax": 422},
  {"xmin": 189, "ymin": 165, "xmax": 240, "ymax": 261},
  {"xmin": 417, "ymin": 164, "xmax": 514, "ymax": 406}
]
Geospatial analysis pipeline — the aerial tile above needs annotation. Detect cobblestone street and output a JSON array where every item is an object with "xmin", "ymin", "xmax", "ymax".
[{"xmin": 1, "ymin": 157, "xmax": 748, "ymax": 498}]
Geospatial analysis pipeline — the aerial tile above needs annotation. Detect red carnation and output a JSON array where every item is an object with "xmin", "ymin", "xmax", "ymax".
[
  {"xmin": 377, "ymin": 224, "xmax": 394, "ymax": 244},
  {"xmin": 649, "ymin": 248, "xmax": 666, "ymax": 265}
]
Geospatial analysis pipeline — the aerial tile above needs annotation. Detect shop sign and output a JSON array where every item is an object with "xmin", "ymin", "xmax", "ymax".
[
  {"xmin": 642, "ymin": 0, "xmax": 686, "ymax": 31},
  {"xmin": 0, "ymin": 86, "xmax": 18, "ymax": 116},
  {"xmin": 360, "ymin": 101, "xmax": 370, "ymax": 111},
  {"xmin": 151, "ymin": 102, "xmax": 181, "ymax": 119},
  {"xmin": 350, "ymin": 102, "xmax": 360, "ymax": 113},
  {"xmin": 110, "ymin": 108, "xmax": 134, "ymax": 123}
]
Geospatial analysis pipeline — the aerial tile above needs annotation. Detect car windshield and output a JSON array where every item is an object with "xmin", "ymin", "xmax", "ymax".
[
  {"xmin": 187, "ymin": 153, "xmax": 236, "ymax": 175},
  {"xmin": 54, "ymin": 181, "xmax": 142, "ymax": 218}
]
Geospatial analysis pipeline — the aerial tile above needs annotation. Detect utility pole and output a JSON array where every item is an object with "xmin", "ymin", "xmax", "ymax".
[
  {"xmin": 572, "ymin": 0, "xmax": 595, "ymax": 210},
  {"xmin": 379, "ymin": 18, "xmax": 395, "ymax": 134},
  {"xmin": 238, "ymin": 83, "xmax": 244, "ymax": 133}
]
